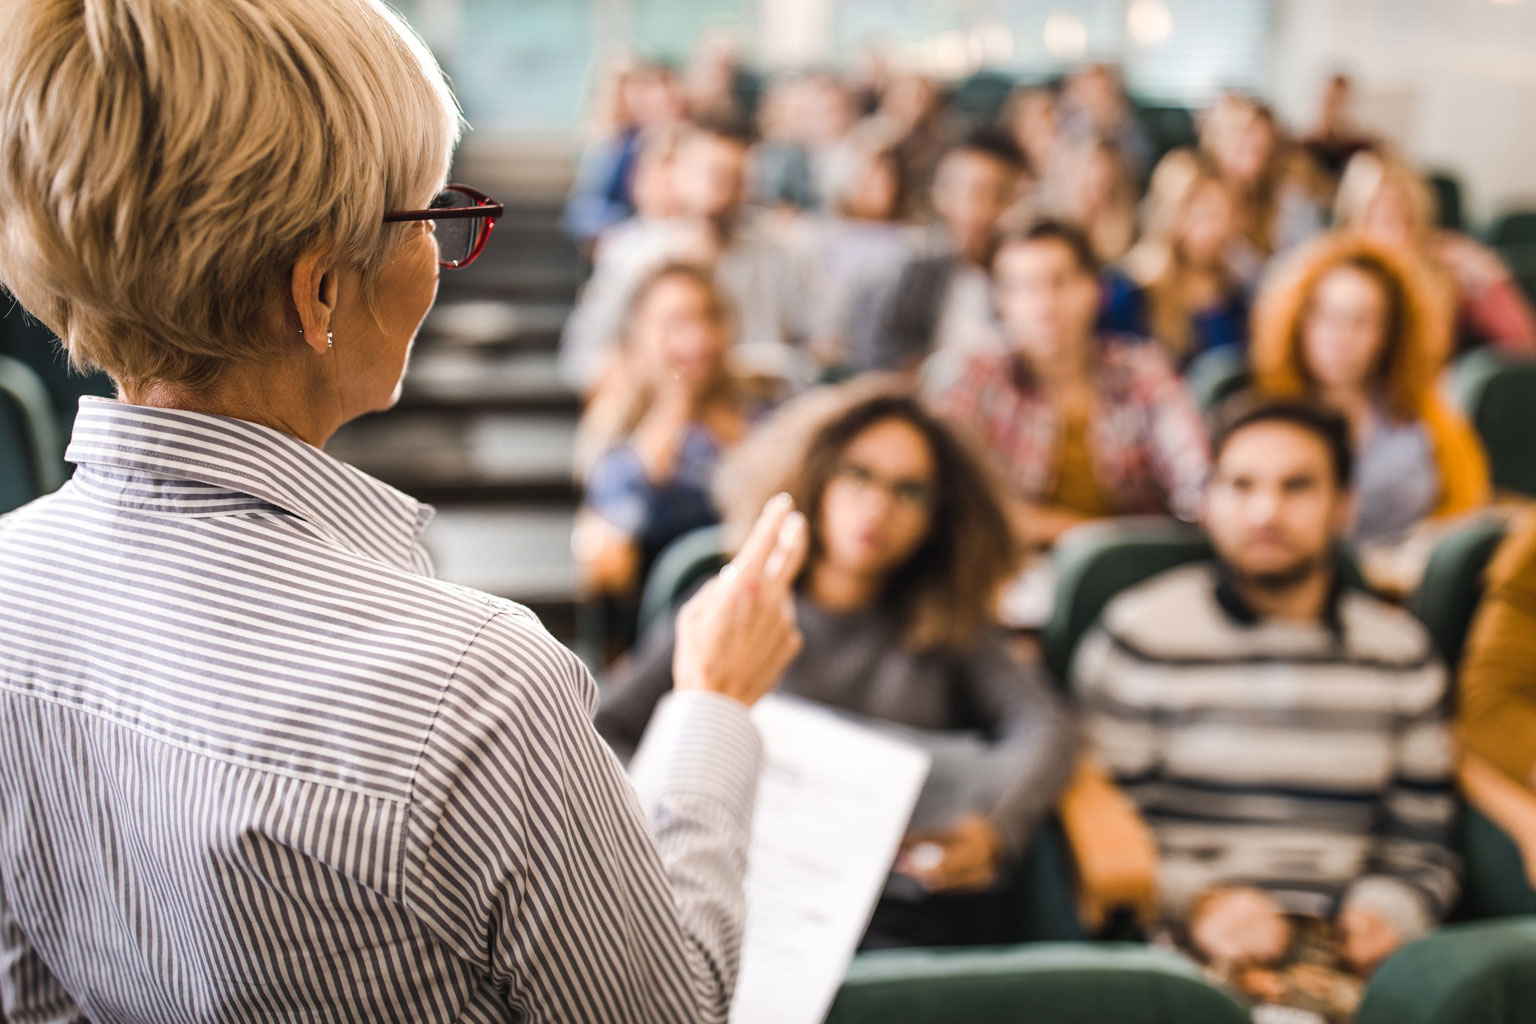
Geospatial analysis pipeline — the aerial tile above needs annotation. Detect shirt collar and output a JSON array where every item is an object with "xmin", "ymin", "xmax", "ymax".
[
  {"xmin": 65, "ymin": 397, "xmax": 434, "ymax": 570},
  {"xmin": 1211, "ymin": 556, "xmax": 1347, "ymax": 635}
]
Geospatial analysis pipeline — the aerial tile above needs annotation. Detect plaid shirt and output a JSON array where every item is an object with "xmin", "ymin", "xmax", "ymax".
[{"xmin": 929, "ymin": 335, "xmax": 1209, "ymax": 520}]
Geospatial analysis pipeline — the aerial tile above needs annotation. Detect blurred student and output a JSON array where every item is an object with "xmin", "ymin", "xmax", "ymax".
[
  {"xmin": 560, "ymin": 116, "xmax": 811, "ymax": 392},
  {"xmin": 1115, "ymin": 152, "xmax": 1250, "ymax": 365},
  {"xmin": 1075, "ymin": 398, "xmax": 1457, "ymax": 1003},
  {"xmin": 1250, "ymin": 233, "xmax": 1489, "ymax": 544},
  {"xmin": 1207, "ymin": 99, "xmax": 1325, "ymax": 263},
  {"xmin": 863, "ymin": 72, "xmax": 962, "ymax": 220},
  {"xmin": 1002, "ymin": 84, "xmax": 1060, "ymax": 187},
  {"xmin": 574, "ymin": 263, "xmax": 764, "ymax": 601},
  {"xmin": 845, "ymin": 130, "xmax": 1024, "ymax": 372},
  {"xmin": 684, "ymin": 28, "xmax": 756, "ymax": 123},
  {"xmin": 750, "ymin": 71, "xmax": 857, "ymax": 214},
  {"xmin": 1335, "ymin": 150, "xmax": 1536, "ymax": 355},
  {"xmin": 931, "ymin": 221, "xmax": 1209, "ymax": 550},
  {"xmin": 597, "ymin": 379, "xmax": 1075, "ymax": 949},
  {"xmin": 1460, "ymin": 510, "xmax": 1536, "ymax": 792},
  {"xmin": 1041, "ymin": 135, "xmax": 1138, "ymax": 265},
  {"xmin": 1300, "ymin": 72, "xmax": 1376, "ymax": 184},
  {"xmin": 796, "ymin": 136, "xmax": 918, "ymax": 366},
  {"xmin": 590, "ymin": 123, "xmax": 681, "ymax": 262},
  {"xmin": 564, "ymin": 59, "xmax": 685, "ymax": 249},
  {"xmin": 1057, "ymin": 63, "xmax": 1152, "ymax": 183}
]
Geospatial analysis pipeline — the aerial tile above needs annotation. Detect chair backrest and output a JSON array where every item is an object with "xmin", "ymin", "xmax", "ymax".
[
  {"xmin": 1426, "ymin": 171, "xmax": 1465, "ymax": 232},
  {"xmin": 827, "ymin": 943, "xmax": 1251, "ymax": 1024},
  {"xmin": 1041, "ymin": 519, "xmax": 1212, "ymax": 685},
  {"xmin": 1450, "ymin": 348, "xmax": 1536, "ymax": 496},
  {"xmin": 0, "ymin": 298, "xmax": 113, "ymax": 442},
  {"xmin": 635, "ymin": 524, "xmax": 729, "ymax": 639},
  {"xmin": 1137, "ymin": 104, "xmax": 1198, "ymax": 164},
  {"xmin": 1490, "ymin": 210, "xmax": 1536, "ymax": 248},
  {"xmin": 1041, "ymin": 518, "xmax": 1370, "ymax": 686},
  {"xmin": 0, "ymin": 377, "xmax": 40, "ymax": 515},
  {"xmin": 1183, "ymin": 345, "xmax": 1250, "ymax": 416},
  {"xmin": 1409, "ymin": 517, "xmax": 1509, "ymax": 672},
  {"xmin": 0, "ymin": 355, "xmax": 63, "ymax": 513}
]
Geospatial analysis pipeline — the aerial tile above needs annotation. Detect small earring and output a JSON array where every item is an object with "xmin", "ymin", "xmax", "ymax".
[{"xmin": 326, "ymin": 331, "xmax": 334, "ymax": 352}]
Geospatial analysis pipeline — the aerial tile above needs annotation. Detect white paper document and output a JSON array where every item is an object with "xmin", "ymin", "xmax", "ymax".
[
  {"xmin": 730, "ymin": 695, "xmax": 931, "ymax": 1024},
  {"xmin": 630, "ymin": 693, "xmax": 930, "ymax": 1024}
]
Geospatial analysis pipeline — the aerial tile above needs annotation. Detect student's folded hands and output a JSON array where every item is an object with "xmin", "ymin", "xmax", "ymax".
[{"xmin": 895, "ymin": 814, "xmax": 1004, "ymax": 894}]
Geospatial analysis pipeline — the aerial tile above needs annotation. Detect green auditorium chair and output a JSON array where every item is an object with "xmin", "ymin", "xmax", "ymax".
[
  {"xmin": 1448, "ymin": 348, "xmax": 1536, "ymax": 497},
  {"xmin": 0, "ymin": 354, "xmax": 64, "ymax": 514},
  {"xmin": 0, "ymin": 296, "xmax": 114, "ymax": 447},
  {"xmin": 1355, "ymin": 919, "xmax": 1536, "ymax": 1024},
  {"xmin": 1489, "ymin": 210, "xmax": 1536, "ymax": 249},
  {"xmin": 1183, "ymin": 346, "xmax": 1250, "ymax": 418},
  {"xmin": 824, "ymin": 943, "xmax": 1249, "ymax": 1024},
  {"xmin": 1427, "ymin": 171, "xmax": 1465, "ymax": 232},
  {"xmin": 635, "ymin": 523, "xmax": 729, "ymax": 640},
  {"xmin": 1135, "ymin": 104, "xmax": 1198, "ymax": 166},
  {"xmin": 1409, "ymin": 518, "xmax": 1536, "ymax": 921}
]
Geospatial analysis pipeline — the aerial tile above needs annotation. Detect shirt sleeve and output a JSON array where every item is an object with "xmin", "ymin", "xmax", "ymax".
[
  {"xmin": 401, "ymin": 608, "xmax": 760, "ymax": 1023},
  {"xmin": 585, "ymin": 445, "xmax": 653, "ymax": 537},
  {"xmin": 1342, "ymin": 659, "xmax": 1460, "ymax": 941},
  {"xmin": 1, "ymin": 874, "xmax": 87, "ymax": 1024},
  {"xmin": 1072, "ymin": 624, "xmax": 1161, "ymax": 785},
  {"xmin": 957, "ymin": 633, "xmax": 1076, "ymax": 858},
  {"xmin": 1458, "ymin": 516, "xmax": 1536, "ymax": 784}
]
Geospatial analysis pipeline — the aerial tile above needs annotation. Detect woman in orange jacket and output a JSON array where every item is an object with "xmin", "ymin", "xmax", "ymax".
[{"xmin": 1250, "ymin": 232, "xmax": 1489, "ymax": 542}]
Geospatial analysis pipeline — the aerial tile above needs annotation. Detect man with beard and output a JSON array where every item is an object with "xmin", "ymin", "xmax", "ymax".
[{"xmin": 1072, "ymin": 397, "xmax": 1457, "ymax": 992}]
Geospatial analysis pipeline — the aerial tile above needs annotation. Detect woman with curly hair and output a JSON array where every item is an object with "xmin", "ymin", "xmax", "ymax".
[
  {"xmin": 1250, "ymin": 233, "xmax": 1489, "ymax": 542},
  {"xmin": 597, "ymin": 377, "xmax": 1075, "ymax": 948}
]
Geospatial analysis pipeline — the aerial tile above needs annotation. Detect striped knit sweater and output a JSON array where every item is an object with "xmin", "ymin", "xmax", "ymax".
[{"xmin": 1072, "ymin": 562, "xmax": 1458, "ymax": 941}]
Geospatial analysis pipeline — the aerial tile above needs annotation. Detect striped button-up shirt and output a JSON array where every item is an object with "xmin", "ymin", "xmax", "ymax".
[{"xmin": 0, "ymin": 398, "xmax": 761, "ymax": 1023}]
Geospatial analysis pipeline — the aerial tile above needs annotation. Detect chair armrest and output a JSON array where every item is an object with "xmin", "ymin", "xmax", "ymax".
[
  {"xmin": 1458, "ymin": 752, "xmax": 1536, "ymax": 891},
  {"xmin": 1057, "ymin": 756, "xmax": 1159, "ymax": 932}
]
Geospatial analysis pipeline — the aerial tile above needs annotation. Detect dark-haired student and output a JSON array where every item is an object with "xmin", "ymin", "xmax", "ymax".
[
  {"xmin": 844, "ymin": 130, "xmax": 1025, "ymax": 372},
  {"xmin": 930, "ymin": 220, "xmax": 1210, "ymax": 550},
  {"xmin": 597, "ymin": 378, "xmax": 1075, "ymax": 949},
  {"xmin": 1074, "ymin": 397, "xmax": 1457, "ymax": 1009}
]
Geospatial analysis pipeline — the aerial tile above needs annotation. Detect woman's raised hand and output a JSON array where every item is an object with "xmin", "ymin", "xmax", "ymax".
[{"xmin": 672, "ymin": 493, "xmax": 809, "ymax": 707}]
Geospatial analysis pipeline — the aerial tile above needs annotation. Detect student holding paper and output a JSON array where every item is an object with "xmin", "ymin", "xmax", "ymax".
[{"xmin": 598, "ymin": 378, "xmax": 1076, "ymax": 947}]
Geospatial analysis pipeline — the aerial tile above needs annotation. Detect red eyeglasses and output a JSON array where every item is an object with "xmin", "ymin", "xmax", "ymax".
[{"xmin": 383, "ymin": 184, "xmax": 504, "ymax": 269}]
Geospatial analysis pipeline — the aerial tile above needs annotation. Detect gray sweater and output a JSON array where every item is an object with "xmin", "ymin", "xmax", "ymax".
[{"xmin": 596, "ymin": 596, "xmax": 1076, "ymax": 857}]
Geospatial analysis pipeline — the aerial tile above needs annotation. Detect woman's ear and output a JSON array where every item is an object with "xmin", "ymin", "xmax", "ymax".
[{"xmin": 290, "ymin": 247, "xmax": 338, "ymax": 356}]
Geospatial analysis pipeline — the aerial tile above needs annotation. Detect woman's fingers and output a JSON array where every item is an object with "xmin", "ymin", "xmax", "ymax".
[
  {"xmin": 762, "ymin": 511, "xmax": 809, "ymax": 597},
  {"xmin": 728, "ymin": 494, "xmax": 795, "ymax": 587}
]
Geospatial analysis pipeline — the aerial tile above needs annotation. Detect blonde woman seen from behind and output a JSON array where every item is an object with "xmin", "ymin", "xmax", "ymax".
[{"xmin": 0, "ymin": 2, "xmax": 807, "ymax": 1020}]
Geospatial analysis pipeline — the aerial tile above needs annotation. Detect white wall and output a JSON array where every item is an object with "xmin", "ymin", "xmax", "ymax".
[{"xmin": 1269, "ymin": 0, "xmax": 1536, "ymax": 227}]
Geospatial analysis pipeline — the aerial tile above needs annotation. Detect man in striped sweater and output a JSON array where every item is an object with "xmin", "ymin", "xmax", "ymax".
[{"xmin": 1073, "ymin": 397, "xmax": 1457, "ymax": 976}]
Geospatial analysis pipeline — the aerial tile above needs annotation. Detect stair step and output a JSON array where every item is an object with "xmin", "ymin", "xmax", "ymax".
[
  {"xmin": 424, "ymin": 503, "xmax": 579, "ymax": 607},
  {"xmin": 419, "ymin": 300, "xmax": 570, "ymax": 351},
  {"xmin": 328, "ymin": 409, "xmax": 579, "ymax": 502},
  {"xmin": 399, "ymin": 349, "xmax": 578, "ymax": 414}
]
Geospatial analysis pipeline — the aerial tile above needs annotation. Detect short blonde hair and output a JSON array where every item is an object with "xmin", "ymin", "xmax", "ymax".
[
  {"xmin": 0, "ymin": 0, "xmax": 461, "ymax": 388},
  {"xmin": 1333, "ymin": 150, "xmax": 1437, "ymax": 242}
]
